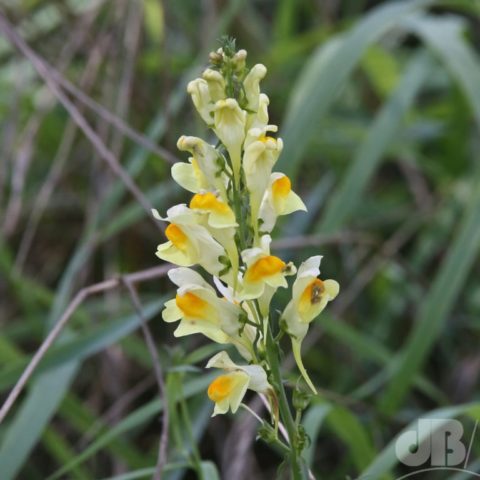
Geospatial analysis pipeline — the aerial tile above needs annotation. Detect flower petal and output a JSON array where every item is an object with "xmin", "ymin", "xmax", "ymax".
[
  {"xmin": 168, "ymin": 267, "xmax": 212, "ymax": 290},
  {"xmin": 206, "ymin": 351, "xmax": 238, "ymax": 370},
  {"xmin": 171, "ymin": 161, "xmax": 204, "ymax": 193},
  {"xmin": 324, "ymin": 279, "xmax": 340, "ymax": 300},
  {"xmin": 162, "ymin": 299, "xmax": 182, "ymax": 323},
  {"xmin": 243, "ymin": 63, "xmax": 267, "ymax": 111}
]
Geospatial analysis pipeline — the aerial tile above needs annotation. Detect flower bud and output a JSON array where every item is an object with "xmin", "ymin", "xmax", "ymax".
[
  {"xmin": 187, "ymin": 78, "xmax": 214, "ymax": 125},
  {"xmin": 292, "ymin": 388, "xmax": 312, "ymax": 412},
  {"xmin": 209, "ymin": 51, "xmax": 223, "ymax": 66},
  {"xmin": 233, "ymin": 49, "xmax": 247, "ymax": 73},
  {"xmin": 244, "ymin": 63, "xmax": 267, "ymax": 112},
  {"xmin": 214, "ymin": 98, "xmax": 246, "ymax": 184},
  {"xmin": 203, "ymin": 68, "xmax": 226, "ymax": 102}
]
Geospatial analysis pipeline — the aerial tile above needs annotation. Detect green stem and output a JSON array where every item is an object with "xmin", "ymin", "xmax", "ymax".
[
  {"xmin": 267, "ymin": 432, "xmax": 292, "ymax": 457},
  {"xmin": 240, "ymin": 404, "xmax": 291, "ymax": 456},
  {"xmin": 232, "ymin": 178, "xmax": 247, "ymax": 252},
  {"xmin": 178, "ymin": 379, "xmax": 204, "ymax": 480},
  {"xmin": 265, "ymin": 327, "xmax": 306, "ymax": 479}
]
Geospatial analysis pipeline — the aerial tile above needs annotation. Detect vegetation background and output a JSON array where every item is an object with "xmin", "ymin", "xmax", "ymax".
[{"xmin": 1, "ymin": 0, "xmax": 480, "ymax": 479}]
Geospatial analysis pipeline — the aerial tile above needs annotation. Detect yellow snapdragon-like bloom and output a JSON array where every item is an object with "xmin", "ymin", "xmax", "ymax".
[
  {"xmin": 214, "ymin": 98, "xmax": 246, "ymax": 185},
  {"xmin": 243, "ymin": 126, "xmax": 283, "ymax": 234},
  {"xmin": 187, "ymin": 78, "xmax": 214, "ymax": 126},
  {"xmin": 154, "ymin": 205, "xmax": 227, "ymax": 279},
  {"xmin": 206, "ymin": 351, "xmax": 271, "ymax": 416},
  {"xmin": 189, "ymin": 192, "xmax": 236, "ymax": 229},
  {"xmin": 171, "ymin": 156, "xmax": 209, "ymax": 194},
  {"xmin": 259, "ymin": 173, "xmax": 306, "ymax": 232},
  {"xmin": 282, "ymin": 256, "xmax": 339, "ymax": 393},
  {"xmin": 243, "ymin": 63, "xmax": 267, "ymax": 112},
  {"xmin": 241, "ymin": 235, "xmax": 295, "ymax": 308},
  {"xmin": 203, "ymin": 68, "xmax": 226, "ymax": 102},
  {"xmin": 163, "ymin": 268, "xmax": 254, "ymax": 360},
  {"xmin": 232, "ymin": 49, "xmax": 247, "ymax": 72},
  {"xmin": 176, "ymin": 135, "xmax": 228, "ymax": 199},
  {"xmin": 248, "ymin": 93, "xmax": 270, "ymax": 130},
  {"xmin": 186, "ymin": 68, "xmax": 226, "ymax": 126},
  {"xmin": 189, "ymin": 192, "xmax": 239, "ymax": 288}
]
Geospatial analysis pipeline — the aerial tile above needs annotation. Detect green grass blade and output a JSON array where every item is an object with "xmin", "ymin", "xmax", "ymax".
[
  {"xmin": 325, "ymin": 403, "xmax": 377, "ymax": 472},
  {"xmin": 199, "ymin": 461, "xmax": 220, "ymax": 480},
  {"xmin": 319, "ymin": 51, "xmax": 434, "ymax": 233},
  {"xmin": 0, "ymin": 300, "xmax": 164, "ymax": 390},
  {"xmin": 320, "ymin": 316, "xmax": 446, "ymax": 404},
  {"xmin": 47, "ymin": 373, "xmax": 216, "ymax": 480},
  {"xmin": 99, "ymin": 464, "xmax": 190, "ymax": 480},
  {"xmin": 278, "ymin": 0, "xmax": 432, "ymax": 179},
  {"xmin": 58, "ymin": 394, "xmax": 148, "ymax": 469},
  {"xmin": 405, "ymin": 14, "xmax": 480, "ymax": 128},
  {"xmin": 0, "ymin": 360, "xmax": 79, "ymax": 480},
  {"xmin": 379, "ymin": 173, "xmax": 480, "ymax": 413},
  {"xmin": 303, "ymin": 399, "xmax": 381, "ymax": 476},
  {"xmin": 303, "ymin": 403, "xmax": 332, "ymax": 467},
  {"xmin": 42, "ymin": 428, "xmax": 90, "ymax": 480}
]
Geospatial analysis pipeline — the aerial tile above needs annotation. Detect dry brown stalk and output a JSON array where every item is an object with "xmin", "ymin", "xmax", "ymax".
[
  {"xmin": 0, "ymin": 12, "xmax": 164, "ymax": 231},
  {"xmin": 0, "ymin": 263, "xmax": 172, "ymax": 425}
]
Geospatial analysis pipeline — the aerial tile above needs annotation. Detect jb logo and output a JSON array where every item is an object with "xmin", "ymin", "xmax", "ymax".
[{"xmin": 395, "ymin": 419, "xmax": 466, "ymax": 467}]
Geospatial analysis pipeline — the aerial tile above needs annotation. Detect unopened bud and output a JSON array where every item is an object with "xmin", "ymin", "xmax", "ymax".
[
  {"xmin": 209, "ymin": 51, "xmax": 223, "ymax": 66},
  {"xmin": 233, "ymin": 49, "xmax": 247, "ymax": 72},
  {"xmin": 257, "ymin": 424, "xmax": 277, "ymax": 444},
  {"xmin": 292, "ymin": 387, "xmax": 312, "ymax": 412}
]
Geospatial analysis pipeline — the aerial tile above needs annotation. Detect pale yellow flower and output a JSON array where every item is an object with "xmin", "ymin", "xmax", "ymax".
[
  {"xmin": 206, "ymin": 351, "xmax": 271, "ymax": 416},
  {"xmin": 240, "ymin": 235, "xmax": 295, "ymax": 305},
  {"xmin": 213, "ymin": 98, "xmax": 246, "ymax": 185},
  {"xmin": 154, "ymin": 205, "xmax": 226, "ymax": 278},
  {"xmin": 162, "ymin": 268, "xmax": 254, "ymax": 360},
  {"xmin": 202, "ymin": 68, "xmax": 226, "ymax": 102},
  {"xmin": 232, "ymin": 49, "xmax": 247, "ymax": 72},
  {"xmin": 282, "ymin": 256, "xmax": 339, "ymax": 393},
  {"xmin": 171, "ymin": 157, "xmax": 209, "ymax": 194},
  {"xmin": 247, "ymin": 93, "xmax": 270, "ymax": 130},
  {"xmin": 259, "ymin": 173, "xmax": 307, "ymax": 232},
  {"xmin": 177, "ymin": 135, "xmax": 228, "ymax": 199},
  {"xmin": 189, "ymin": 192, "xmax": 239, "ymax": 288},
  {"xmin": 187, "ymin": 78, "xmax": 214, "ymax": 126},
  {"xmin": 189, "ymin": 192, "xmax": 237, "ymax": 229},
  {"xmin": 243, "ymin": 126, "xmax": 283, "ymax": 234},
  {"xmin": 243, "ymin": 63, "xmax": 267, "ymax": 112}
]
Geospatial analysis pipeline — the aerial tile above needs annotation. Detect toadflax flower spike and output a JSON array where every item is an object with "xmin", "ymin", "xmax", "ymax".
[
  {"xmin": 154, "ymin": 41, "xmax": 340, "ymax": 476},
  {"xmin": 282, "ymin": 256, "xmax": 339, "ymax": 393}
]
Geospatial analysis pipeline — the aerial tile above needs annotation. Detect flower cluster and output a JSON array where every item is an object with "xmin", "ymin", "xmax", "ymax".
[{"xmin": 154, "ymin": 41, "xmax": 339, "ymax": 417}]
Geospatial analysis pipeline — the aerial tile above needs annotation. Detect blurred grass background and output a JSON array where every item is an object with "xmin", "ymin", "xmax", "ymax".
[{"xmin": 1, "ymin": 0, "xmax": 480, "ymax": 479}]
